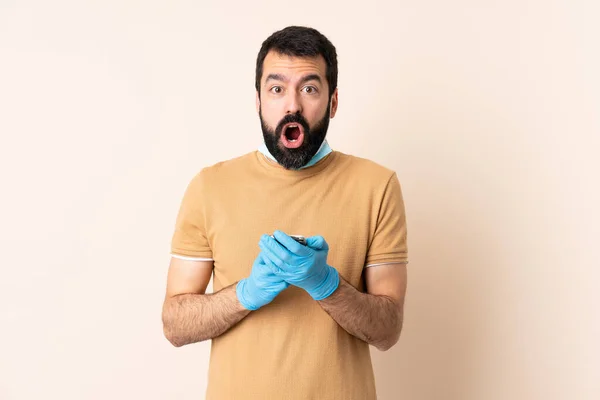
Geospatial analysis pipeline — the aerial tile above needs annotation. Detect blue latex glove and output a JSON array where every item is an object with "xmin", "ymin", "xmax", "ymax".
[
  {"xmin": 236, "ymin": 252, "xmax": 290, "ymax": 310},
  {"xmin": 258, "ymin": 230, "xmax": 340, "ymax": 300}
]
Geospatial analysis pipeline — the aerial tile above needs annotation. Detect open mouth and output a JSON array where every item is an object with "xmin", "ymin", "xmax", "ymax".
[{"xmin": 281, "ymin": 123, "xmax": 305, "ymax": 149}]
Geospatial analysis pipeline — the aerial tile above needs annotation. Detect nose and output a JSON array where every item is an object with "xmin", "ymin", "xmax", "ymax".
[{"xmin": 285, "ymin": 92, "xmax": 302, "ymax": 114}]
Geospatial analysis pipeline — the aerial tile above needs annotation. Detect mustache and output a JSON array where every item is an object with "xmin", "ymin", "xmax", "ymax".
[{"xmin": 275, "ymin": 113, "xmax": 310, "ymax": 135}]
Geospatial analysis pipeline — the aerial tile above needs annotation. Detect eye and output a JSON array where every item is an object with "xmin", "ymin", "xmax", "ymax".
[
  {"xmin": 270, "ymin": 86, "xmax": 283, "ymax": 94},
  {"xmin": 302, "ymin": 86, "xmax": 318, "ymax": 94}
]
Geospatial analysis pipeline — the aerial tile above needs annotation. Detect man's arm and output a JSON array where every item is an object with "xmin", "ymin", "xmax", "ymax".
[
  {"xmin": 317, "ymin": 263, "xmax": 407, "ymax": 351},
  {"xmin": 161, "ymin": 257, "xmax": 250, "ymax": 347}
]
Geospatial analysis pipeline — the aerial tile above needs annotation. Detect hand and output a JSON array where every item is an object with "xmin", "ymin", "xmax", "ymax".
[
  {"xmin": 236, "ymin": 252, "xmax": 290, "ymax": 310},
  {"xmin": 258, "ymin": 230, "xmax": 339, "ymax": 300}
]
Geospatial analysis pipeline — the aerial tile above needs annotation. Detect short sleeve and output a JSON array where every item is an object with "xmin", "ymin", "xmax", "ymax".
[
  {"xmin": 365, "ymin": 172, "xmax": 409, "ymax": 267},
  {"xmin": 170, "ymin": 171, "xmax": 213, "ymax": 260}
]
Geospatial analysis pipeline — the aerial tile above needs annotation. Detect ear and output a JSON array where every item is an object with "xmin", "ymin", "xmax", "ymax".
[
  {"xmin": 329, "ymin": 88, "xmax": 338, "ymax": 118},
  {"xmin": 255, "ymin": 91, "xmax": 260, "ymax": 114}
]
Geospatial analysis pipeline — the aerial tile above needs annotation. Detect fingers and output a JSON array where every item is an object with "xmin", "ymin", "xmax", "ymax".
[
  {"xmin": 272, "ymin": 230, "xmax": 312, "ymax": 256},
  {"xmin": 259, "ymin": 234, "xmax": 297, "ymax": 265},
  {"xmin": 305, "ymin": 235, "xmax": 329, "ymax": 250},
  {"xmin": 259, "ymin": 238, "xmax": 288, "ymax": 269},
  {"xmin": 260, "ymin": 250, "xmax": 284, "ymax": 275}
]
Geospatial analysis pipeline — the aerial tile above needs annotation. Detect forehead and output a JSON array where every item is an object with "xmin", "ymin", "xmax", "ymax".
[{"xmin": 262, "ymin": 51, "xmax": 327, "ymax": 83}]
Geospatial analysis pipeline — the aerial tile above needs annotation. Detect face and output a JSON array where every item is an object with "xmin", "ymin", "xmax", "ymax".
[{"xmin": 257, "ymin": 51, "xmax": 338, "ymax": 170}]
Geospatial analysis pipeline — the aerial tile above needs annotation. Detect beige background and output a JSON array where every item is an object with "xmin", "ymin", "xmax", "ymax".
[{"xmin": 1, "ymin": 1, "xmax": 598, "ymax": 399}]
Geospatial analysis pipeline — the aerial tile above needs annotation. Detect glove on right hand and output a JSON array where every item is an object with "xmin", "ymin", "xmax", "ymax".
[{"xmin": 236, "ymin": 252, "xmax": 290, "ymax": 311}]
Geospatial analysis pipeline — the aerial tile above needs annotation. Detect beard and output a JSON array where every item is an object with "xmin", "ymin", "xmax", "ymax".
[{"xmin": 259, "ymin": 102, "xmax": 331, "ymax": 170}]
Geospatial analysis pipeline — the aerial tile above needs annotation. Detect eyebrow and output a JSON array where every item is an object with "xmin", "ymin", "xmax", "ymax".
[
  {"xmin": 300, "ymin": 74, "xmax": 322, "ymax": 85},
  {"xmin": 265, "ymin": 73, "xmax": 323, "ymax": 85}
]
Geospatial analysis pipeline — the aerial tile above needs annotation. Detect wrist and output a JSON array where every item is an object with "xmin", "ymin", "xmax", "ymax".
[
  {"xmin": 308, "ymin": 265, "xmax": 340, "ymax": 301},
  {"xmin": 236, "ymin": 278, "xmax": 260, "ymax": 311}
]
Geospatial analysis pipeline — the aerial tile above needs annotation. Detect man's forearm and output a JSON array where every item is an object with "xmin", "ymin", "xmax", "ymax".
[
  {"xmin": 318, "ymin": 277, "xmax": 403, "ymax": 351},
  {"xmin": 162, "ymin": 283, "xmax": 250, "ymax": 347}
]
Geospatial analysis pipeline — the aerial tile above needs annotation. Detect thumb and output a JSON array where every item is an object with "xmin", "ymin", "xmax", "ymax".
[{"xmin": 306, "ymin": 235, "xmax": 328, "ymax": 250}]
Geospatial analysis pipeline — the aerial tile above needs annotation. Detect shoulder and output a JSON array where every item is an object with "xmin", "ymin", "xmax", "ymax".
[{"xmin": 334, "ymin": 151, "xmax": 398, "ymax": 184}]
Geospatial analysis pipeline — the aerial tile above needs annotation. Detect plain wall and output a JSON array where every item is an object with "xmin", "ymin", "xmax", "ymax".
[{"xmin": 1, "ymin": 1, "xmax": 598, "ymax": 399}]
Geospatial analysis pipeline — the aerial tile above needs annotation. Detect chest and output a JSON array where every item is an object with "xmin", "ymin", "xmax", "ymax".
[{"xmin": 205, "ymin": 177, "xmax": 378, "ymax": 290}]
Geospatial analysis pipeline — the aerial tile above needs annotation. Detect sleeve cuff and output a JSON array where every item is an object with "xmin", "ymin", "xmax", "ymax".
[
  {"xmin": 365, "ymin": 261, "xmax": 408, "ymax": 268},
  {"xmin": 170, "ymin": 253, "xmax": 214, "ymax": 261}
]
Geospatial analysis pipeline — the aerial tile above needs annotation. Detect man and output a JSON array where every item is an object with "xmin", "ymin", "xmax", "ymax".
[{"xmin": 162, "ymin": 26, "xmax": 409, "ymax": 400}]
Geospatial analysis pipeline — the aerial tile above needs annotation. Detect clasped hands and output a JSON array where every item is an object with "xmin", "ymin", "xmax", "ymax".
[{"xmin": 236, "ymin": 230, "xmax": 340, "ymax": 310}]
